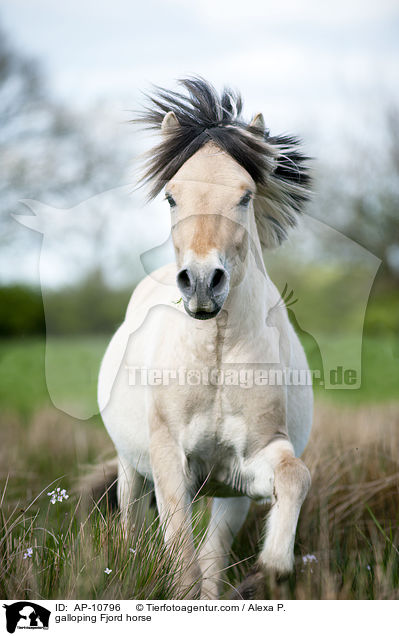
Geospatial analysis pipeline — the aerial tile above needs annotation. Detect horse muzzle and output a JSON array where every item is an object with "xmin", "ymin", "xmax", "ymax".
[{"xmin": 176, "ymin": 265, "xmax": 229, "ymax": 320}]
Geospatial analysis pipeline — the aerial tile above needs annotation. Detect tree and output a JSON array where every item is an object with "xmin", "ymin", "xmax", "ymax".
[
  {"xmin": 0, "ymin": 23, "xmax": 128, "ymax": 251},
  {"xmin": 310, "ymin": 104, "xmax": 399, "ymax": 282}
]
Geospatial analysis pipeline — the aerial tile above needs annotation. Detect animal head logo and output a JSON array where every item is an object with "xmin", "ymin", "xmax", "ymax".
[
  {"xmin": 2, "ymin": 602, "xmax": 50, "ymax": 633},
  {"xmin": 14, "ymin": 187, "xmax": 381, "ymax": 418}
]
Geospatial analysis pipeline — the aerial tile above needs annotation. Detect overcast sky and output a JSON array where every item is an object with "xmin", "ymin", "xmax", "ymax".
[
  {"xmin": 1, "ymin": 0, "xmax": 398, "ymax": 286},
  {"xmin": 2, "ymin": 0, "xmax": 399, "ymax": 143}
]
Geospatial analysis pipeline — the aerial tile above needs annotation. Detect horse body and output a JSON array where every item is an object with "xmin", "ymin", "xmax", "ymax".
[
  {"xmin": 97, "ymin": 80, "xmax": 313, "ymax": 598},
  {"xmin": 99, "ymin": 260, "xmax": 312, "ymax": 487}
]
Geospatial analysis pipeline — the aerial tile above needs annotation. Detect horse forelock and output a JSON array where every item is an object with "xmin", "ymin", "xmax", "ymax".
[{"xmin": 133, "ymin": 76, "xmax": 312, "ymax": 247}]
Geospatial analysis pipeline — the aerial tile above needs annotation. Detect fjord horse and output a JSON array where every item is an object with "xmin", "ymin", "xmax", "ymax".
[{"xmin": 98, "ymin": 78, "xmax": 313, "ymax": 599}]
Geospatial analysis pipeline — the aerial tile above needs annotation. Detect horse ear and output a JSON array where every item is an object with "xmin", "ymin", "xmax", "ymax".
[
  {"xmin": 248, "ymin": 112, "xmax": 265, "ymax": 133},
  {"xmin": 161, "ymin": 111, "xmax": 180, "ymax": 134}
]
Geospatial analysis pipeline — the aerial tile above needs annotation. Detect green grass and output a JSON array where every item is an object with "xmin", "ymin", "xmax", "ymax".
[
  {"xmin": 0, "ymin": 338, "xmax": 49, "ymax": 418},
  {"xmin": 0, "ymin": 491, "xmax": 199, "ymax": 599},
  {"xmin": 304, "ymin": 332, "xmax": 399, "ymax": 405},
  {"xmin": 0, "ymin": 336, "xmax": 108, "ymax": 419},
  {"xmin": 0, "ymin": 334, "xmax": 397, "ymax": 419}
]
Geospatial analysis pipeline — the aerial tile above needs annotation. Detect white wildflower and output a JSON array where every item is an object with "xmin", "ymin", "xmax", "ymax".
[
  {"xmin": 23, "ymin": 547, "xmax": 33, "ymax": 559},
  {"xmin": 104, "ymin": 568, "xmax": 112, "ymax": 575},
  {"xmin": 47, "ymin": 487, "xmax": 69, "ymax": 504}
]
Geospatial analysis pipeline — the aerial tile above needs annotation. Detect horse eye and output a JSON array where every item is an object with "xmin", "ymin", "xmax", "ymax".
[
  {"xmin": 165, "ymin": 193, "xmax": 176, "ymax": 208},
  {"xmin": 238, "ymin": 191, "xmax": 252, "ymax": 207}
]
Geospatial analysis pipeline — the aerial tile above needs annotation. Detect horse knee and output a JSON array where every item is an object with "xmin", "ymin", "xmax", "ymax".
[{"xmin": 273, "ymin": 455, "xmax": 311, "ymax": 505}]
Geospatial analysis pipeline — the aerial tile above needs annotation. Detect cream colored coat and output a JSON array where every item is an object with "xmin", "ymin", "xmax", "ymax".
[{"xmin": 98, "ymin": 141, "xmax": 313, "ymax": 599}]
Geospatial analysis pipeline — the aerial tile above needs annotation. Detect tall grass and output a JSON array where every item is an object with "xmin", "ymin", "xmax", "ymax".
[
  {"xmin": 0, "ymin": 403, "xmax": 398, "ymax": 599},
  {"xmin": 229, "ymin": 403, "xmax": 399, "ymax": 599}
]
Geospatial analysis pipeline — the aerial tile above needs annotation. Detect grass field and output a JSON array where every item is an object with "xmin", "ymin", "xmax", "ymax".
[
  {"xmin": 0, "ymin": 336, "xmax": 398, "ymax": 599},
  {"xmin": 1, "ymin": 333, "xmax": 398, "ymax": 417}
]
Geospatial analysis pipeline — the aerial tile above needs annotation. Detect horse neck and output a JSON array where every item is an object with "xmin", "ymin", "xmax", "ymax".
[
  {"xmin": 208, "ymin": 231, "xmax": 276, "ymax": 358},
  {"xmin": 228, "ymin": 253, "xmax": 269, "ymax": 313}
]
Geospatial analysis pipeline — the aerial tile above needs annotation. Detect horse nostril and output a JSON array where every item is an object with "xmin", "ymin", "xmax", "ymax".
[
  {"xmin": 176, "ymin": 269, "xmax": 193, "ymax": 296},
  {"xmin": 209, "ymin": 268, "xmax": 227, "ymax": 295}
]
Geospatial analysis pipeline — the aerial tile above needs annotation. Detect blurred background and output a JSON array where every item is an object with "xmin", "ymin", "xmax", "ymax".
[
  {"xmin": 1, "ymin": 0, "xmax": 398, "ymax": 416},
  {"xmin": 0, "ymin": 0, "xmax": 398, "ymax": 600}
]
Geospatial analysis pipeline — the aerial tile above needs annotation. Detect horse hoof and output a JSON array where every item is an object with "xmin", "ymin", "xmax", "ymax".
[{"xmin": 230, "ymin": 564, "xmax": 266, "ymax": 600}]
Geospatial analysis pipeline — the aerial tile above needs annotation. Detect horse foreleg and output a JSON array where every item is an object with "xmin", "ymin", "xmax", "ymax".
[
  {"xmin": 261, "ymin": 441, "xmax": 310, "ymax": 573},
  {"xmin": 149, "ymin": 425, "xmax": 201, "ymax": 598},
  {"xmin": 235, "ymin": 439, "xmax": 311, "ymax": 598},
  {"xmin": 198, "ymin": 496, "xmax": 250, "ymax": 599}
]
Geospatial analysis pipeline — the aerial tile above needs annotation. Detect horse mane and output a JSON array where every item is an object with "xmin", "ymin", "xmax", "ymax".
[{"xmin": 133, "ymin": 77, "xmax": 311, "ymax": 247}]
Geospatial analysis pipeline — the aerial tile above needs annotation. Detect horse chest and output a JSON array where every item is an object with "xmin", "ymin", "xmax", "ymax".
[
  {"xmin": 174, "ymin": 378, "xmax": 286, "ymax": 497},
  {"xmin": 179, "ymin": 410, "xmax": 244, "ymax": 495},
  {"xmin": 182, "ymin": 410, "xmax": 246, "ymax": 458},
  {"xmin": 177, "ymin": 389, "xmax": 250, "ymax": 490}
]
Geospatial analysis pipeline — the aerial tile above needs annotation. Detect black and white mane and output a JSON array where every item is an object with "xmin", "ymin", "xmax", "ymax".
[{"xmin": 134, "ymin": 77, "xmax": 311, "ymax": 246}]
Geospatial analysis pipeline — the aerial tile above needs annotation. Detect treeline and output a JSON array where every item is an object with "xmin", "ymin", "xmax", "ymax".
[
  {"xmin": 0, "ymin": 285, "xmax": 45, "ymax": 336},
  {"xmin": 0, "ymin": 266, "xmax": 398, "ymax": 338},
  {"xmin": 0, "ymin": 274, "xmax": 132, "ymax": 337}
]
